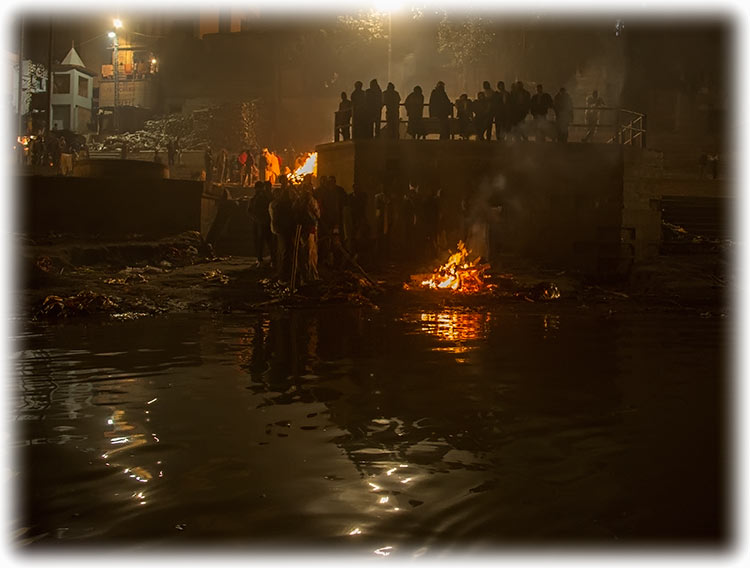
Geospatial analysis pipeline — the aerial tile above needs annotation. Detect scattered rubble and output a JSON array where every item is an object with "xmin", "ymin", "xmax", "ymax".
[
  {"xmin": 38, "ymin": 291, "xmax": 118, "ymax": 318},
  {"xmin": 93, "ymin": 102, "xmax": 263, "ymax": 152},
  {"xmin": 252, "ymin": 271, "xmax": 384, "ymax": 309},
  {"xmin": 202, "ymin": 269, "xmax": 230, "ymax": 285}
]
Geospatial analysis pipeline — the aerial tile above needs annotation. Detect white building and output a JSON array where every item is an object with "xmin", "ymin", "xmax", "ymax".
[{"xmin": 50, "ymin": 45, "xmax": 95, "ymax": 133}]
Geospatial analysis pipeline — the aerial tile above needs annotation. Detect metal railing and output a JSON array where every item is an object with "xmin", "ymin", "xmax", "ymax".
[
  {"xmin": 333, "ymin": 104, "xmax": 647, "ymax": 147},
  {"xmin": 605, "ymin": 108, "xmax": 647, "ymax": 147}
]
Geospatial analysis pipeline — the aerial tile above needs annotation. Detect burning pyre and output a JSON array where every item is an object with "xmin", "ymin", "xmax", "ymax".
[
  {"xmin": 419, "ymin": 241, "xmax": 492, "ymax": 293},
  {"xmin": 289, "ymin": 152, "xmax": 317, "ymax": 183}
]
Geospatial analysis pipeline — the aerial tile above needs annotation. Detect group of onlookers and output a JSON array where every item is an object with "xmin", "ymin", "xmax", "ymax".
[{"xmin": 336, "ymin": 78, "xmax": 607, "ymax": 143}]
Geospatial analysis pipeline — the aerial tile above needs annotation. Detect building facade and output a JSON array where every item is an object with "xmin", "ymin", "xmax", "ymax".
[{"xmin": 50, "ymin": 46, "xmax": 95, "ymax": 133}]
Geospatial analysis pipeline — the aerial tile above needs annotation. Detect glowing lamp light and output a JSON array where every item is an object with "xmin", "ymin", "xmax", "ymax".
[
  {"xmin": 113, "ymin": 18, "xmax": 123, "ymax": 29},
  {"xmin": 374, "ymin": 1, "xmax": 402, "ymax": 13},
  {"xmin": 107, "ymin": 31, "xmax": 116, "ymax": 39},
  {"xmin": 151, "ymin": 58, "xmax": 157, "ymax": 65}
]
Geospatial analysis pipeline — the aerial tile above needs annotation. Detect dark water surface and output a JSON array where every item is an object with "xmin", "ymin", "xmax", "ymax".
[{"xmin": 11, "ymin": 305, "xmax": 728, "ymax": 554}]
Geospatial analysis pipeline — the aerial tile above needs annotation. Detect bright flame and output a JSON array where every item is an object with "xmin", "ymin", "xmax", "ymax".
[
  {"xmin": 289, "ymin": 152, "xmax": 317, "ymax": 183},
  {"xmin": 420, "ymin": 241, "xmax": 490, "ymax": 293}
]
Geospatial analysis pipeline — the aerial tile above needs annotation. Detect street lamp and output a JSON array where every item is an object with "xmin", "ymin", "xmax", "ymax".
[
  {"xmin": 374, "ymin": 2, "xmax": 401, "ymax": 83},
  {"xmin": 108, "ymin": 18, "xmax": 122, "ymax": 132}
]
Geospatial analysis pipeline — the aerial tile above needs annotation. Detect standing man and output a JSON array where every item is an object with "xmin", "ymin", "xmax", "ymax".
[
  {"xmin": 204, "ymin": 146, "xmax": 213, "ymax": 185},
  {"xmin": 296, "ymin": 175, "xmax": 321, "ymax": 283},
  {"xmin": 365, "ymin": 79, "xmax": 384, "ymax": 138},
  {"xmin": 429, "ymin": 81, "xmax": 453, "ymax": 140},
  {"xmin": 262, "ymin": 148, "xmax": 280, "ymax": 184},
  {"xmin": 494, "ymin": 81, "xmax": 510, "ymax": 141},
  {"xmin": 249, "ymin": 181, "xmax": 273, "ymax": 267},
  {"xmin": 269, "ymin": 178, "xmax": 294, "ymax": 283},
  {"xmin": 583, "ymin": 89, "xmax": 605, "ymax": 142},
  {"xmin": 217, "ymin": 148, "xmax": 228, "ymax": 184},
  {"xmin": 167, "ymin": 138, "xmax": 176, "ymax": 167},
  {"xmin": 237, "ymin": 148, "xmax": 248, "ymax": 185},
  {"xmin": 481, "ymin": 81, "xmax": 495, "ymax": 141},
  {"xmin": 455, "ymin": 94, "xmax": 472, "ymax": 140},
  {"xmin": 336, "ymin": 91, "xmax": 353, "ymax": 141},
  {"xmin": 404, "ymin": 86, "xmax": 424, "ymax": 140},
  {"xmin": 472, "ymin": 92, "xmax": 490, "ymax": 141},
  {"xmin": 553, "ymin": 87, "xmax": 574, "ymax": 142},
  {"xmin": 351, "ymin": 81, "xmax": 367, "ymax": 140},
  {"xmin": 530, "ymin": 84, "xmax": 554, "ymax": 142},
  {"xmin": 383, "ymin": 82, "xmax": 401, "ymax": 139}
]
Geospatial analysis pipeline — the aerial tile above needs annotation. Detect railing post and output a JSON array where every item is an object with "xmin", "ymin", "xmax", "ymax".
[
  {"xmin": 641, "ymin": 114, "xmax": 647, "ymax": 149},
  {"xmin": 615, "ymin": 108, "xmax": 622, "ymax": 144}
]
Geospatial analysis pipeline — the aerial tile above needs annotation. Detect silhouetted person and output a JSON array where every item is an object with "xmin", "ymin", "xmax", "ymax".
[
  {"xmin": 429, "ymin": 81, "xmax": 452, "ymax": 140},
  {"xmin": 403, "ymin": 183, "xmax": 422, "ymax": 260},
  {"xmin": 405, "ymin": 86, "xmax": 425, "ymax": 139},
  {"xmin": 583, "ymin": 89, "xmax": 605, "ymax": 142},
  {"xmin": 262, "ymin": 148, "xmax": 280, "ymax": 184},
  {"xmin": 336, "ymin": 91, "xmax": 353, "ymax": 141},
  {"xmin": 249, "ymin": 181, "xmax": 274, "ymax": 266},
  {"xmin": 351, "ymin": 81, "xmax": 367, "ymax": 139},
  {"xmin": 530, "ymin": 84, "xmax": 554, "ymax": 142},
  {"xmin": 238, "ymin": 148, "xmax": 249, "ymax": 186},
  {"xmin": 365, "ymin": 79, "xmax": 384, "ymax": 138},
  {"xmin": 206, "ymin": 187, "xmax": 236, "ymax": 250},
  {"xmin": 383, "ymin": 82, "xmax": 401, "ymax": 139},
  {"xmin": 295, "ymin": 175, "xmax": 321, "ymax": 283},
  {"xmin": 269, "ymin": 179, "xmax": 295, "ymax": 282},
  {"xmin": 167, "ymin": 138, "xmax": 176, "ymax": 166},
  {"xmin": 455, "ymin": 94, "xmax": 472, "ymax": 139},
  {"xmin": 217, "ymin": 148, "xmax": 228, "ymax": 184},
  {"xmin": 204, "ymin": 146, "xmax": 213, "ymax": 185},
  {"xmin": 553, "ymin": 87, "xmax": 574, "ymax": 142},
  {"xmin": 347, "ymin": 183, "xmax": 369, "ymax": 258},
  {"xmin": 510, "ymin": 81, "xmax": 531, "ymax": 141},
  {"xmin": 473, "ymin": 91, "xmax": 490, "ymax": 140},
  {"xmin": 481, "ymin": 81, "xmax": 495, "ymax": 140},
  {"xmin": 374, "ymin": 186, "xmax": 394, "ymax": 262},
  {"xmin": 494, "ymin": 81, "xmax": 510, "ymax": 140},
  {"xmin": 423, "ymin": 187, "xmax": 441, "ymax": 261}
]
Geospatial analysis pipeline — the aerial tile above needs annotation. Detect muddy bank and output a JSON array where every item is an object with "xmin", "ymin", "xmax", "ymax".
[{"xmin": 15, "ymin": 231, "xmax": 732, "ymax": 322}]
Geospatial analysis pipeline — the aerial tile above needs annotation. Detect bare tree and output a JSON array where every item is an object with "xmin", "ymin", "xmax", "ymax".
[{"xmin": 437, "ymin": 16, "xmax": 495, "ymax": 91}]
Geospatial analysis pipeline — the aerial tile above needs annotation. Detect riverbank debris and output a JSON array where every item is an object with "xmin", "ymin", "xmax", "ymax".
[{"xmin": 38, "ymin": 290, "xmax": 118, "ymax": 318}]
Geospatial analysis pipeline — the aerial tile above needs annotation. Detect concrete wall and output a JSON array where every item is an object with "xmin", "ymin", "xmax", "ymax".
[
  {"xmin": 317, "ymin": 139, "xmax": 630, "ymax": 276},
  {"xmin": 17, "ymin": 175, "xmax": 203, "ymax": 238},
  {"xmin": 73, "ymin": 158, "xmax": 169, "ymax": 179}
]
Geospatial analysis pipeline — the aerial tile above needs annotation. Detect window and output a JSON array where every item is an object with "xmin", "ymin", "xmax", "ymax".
[
  {"xmin": 53, "ymin": 73, "xmax": 70, "ymax": 94},
  {"xmin": 78, "ymin": 76, "xmax": 89, "ymax": 97}
]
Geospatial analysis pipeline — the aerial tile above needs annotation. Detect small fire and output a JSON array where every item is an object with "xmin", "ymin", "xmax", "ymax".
[
  {"xmin": 420, "ymin": 241, "xmax": 491, "ymax": 293},
  {"xmin": 289, "ymin": 152, "xmax": 317, "ymax": 183}
]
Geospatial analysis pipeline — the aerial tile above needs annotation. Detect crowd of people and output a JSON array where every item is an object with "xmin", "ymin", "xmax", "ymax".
[
  {"xmin": 336, "ymin": 78, "xmax": 607, "ymax": 143},
  {"xmin": 201, "ymin": 146, "xmax": 313, "ymax": 187},
  {"xmin": 19, "ymin": 131, "xmax": 90, "ymax": 175},
  {"xmin": 208, "ymin": 172, "xmax": 368, "ymax": 288}
]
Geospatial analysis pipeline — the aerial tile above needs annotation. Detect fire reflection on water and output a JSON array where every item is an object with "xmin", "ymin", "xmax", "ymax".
[{"xmin": 415, "ymin": 310, "xmax": 491, "ymax": 355}]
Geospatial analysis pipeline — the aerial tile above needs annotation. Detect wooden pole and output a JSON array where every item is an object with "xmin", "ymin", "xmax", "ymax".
[
  {"xmin": 17, "ymin": 16, "xmax": 24, "ymax": 140},
  {"xmin": 46, "ymin": 20, "xmax": 53, "ymax": 135}
]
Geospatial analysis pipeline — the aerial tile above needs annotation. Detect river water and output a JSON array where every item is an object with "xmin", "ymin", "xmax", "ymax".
[{"xmin": 10, "ymin": 304, "xmax": 728, "ymax": 555}]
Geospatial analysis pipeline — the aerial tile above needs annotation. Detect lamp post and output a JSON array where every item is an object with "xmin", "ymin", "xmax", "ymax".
[
  {"xmin": 375, "ymin": 2, "xmax": 400, "ymax": 83},
  {"xmin": 387, "ymin": 12, "xmax": 392, "ymax": 83},
  {"xmin": 108, "ymin": 18, "xmax": 122, "ymax": 132}
]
